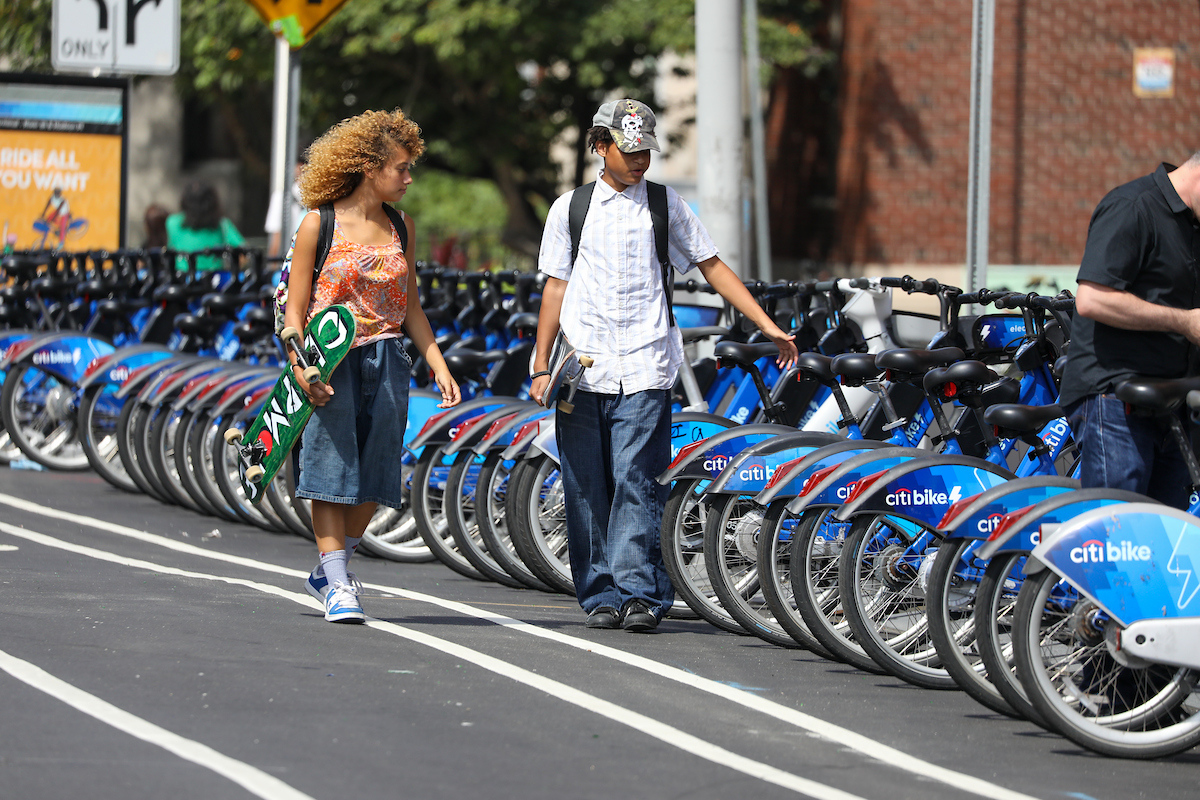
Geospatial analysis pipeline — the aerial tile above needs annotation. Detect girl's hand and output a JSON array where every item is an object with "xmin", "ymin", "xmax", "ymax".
[
  {"xmin": 531, "ymin": 374, "xmax": 552, "ymax": 407},
  {"xmin": 433, "ymin": 368, "xmax": 461, "ymax": 409},
  {"xmin": 293, "ymin": 365, "xmax": 335, "ymax": 407}
]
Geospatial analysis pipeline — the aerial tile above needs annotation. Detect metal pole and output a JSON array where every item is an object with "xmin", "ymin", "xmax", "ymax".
[
  {"xmin": 281, "ymin": 48, "xmax": 301, "ymax": 250},
  {"xmin": 270, "ymin": 36, "xmax": 290, "ymax": 256},
  {"xmin": 696, "ymin": 0, "xmax": 744, "ymax": 276},
  {"xmin": 744, "ymin": 0, "xmax": 772, "ymax": 282},
  {"xmin": 965, "ymin": 0, "xmax": 996, "ymax": 292}
]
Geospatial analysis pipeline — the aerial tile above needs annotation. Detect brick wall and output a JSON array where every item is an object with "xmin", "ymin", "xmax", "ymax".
[{"xmin": 830, "ymin": 0, "xmax": 1200, "ymax": 267}]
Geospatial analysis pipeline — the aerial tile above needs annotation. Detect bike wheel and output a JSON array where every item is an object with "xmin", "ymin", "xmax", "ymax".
[
  {"xmin": 926, "ymin": 538, "xmax": 1018, "ymax": 716},
  {"xmin": 974, "ymin": 553, "xmax": 1047, "ymax": 726},
  {"xmin": 0, "ymin": 429, "xmax": 21, "ymax": 463},
  {"xmin": 444, "ymin": 450, "xmax": 528, "ymax": 589},
  {"xmin": 359, "ymin": 508, "xmax": 435, "ymax": 562},
  {"xmin": 266, "ymin": 467, "xmax": 313, "ymax": 539},
  {"xmin": 1012, "ymin": 567, "xmax": 1200, "ymax": 758},
  {"xmin": 78, "ymin": 383, "xmax": 138, "ymax": 492},
  {"xmin": 703, "ymin": 494, "xmax": 804, "ymax": 647},
  {"xmin": 506, "ymin": 454, "xmax": 575, "ymax": 595},
  {"xmin": 212, "ymin": 413, "xmax": 283, "ymax": 531},
  {"xmin": 839, "ymin": 514, "xmax": 957, "ymax": 688},
  {"xmin": 1, "ymin": 364, "xmax": 89, "ymax": 470},
  {"xmin": 172, "ymin": 409, "xmax": 222, "ymax": 517},
  {"xmin": 790, "ymin": 508, "xmax": 885, "ymax": 672},
  {"xmin": 474, "ymin": 452, "xmax": 554, "ymax": 591},
  {"xmin": 188, "ymin": 410, "xmax": 242, "ymax": 523},
  {"xmin": 118, "ymin": 400, "xmax": 170, "ymax": 502},
  {"xmin": 148, "ymin": 405, "xmax": 203, "ymax": 513},
  {"xmin": 661, "ymin": 478, "xmax": 745, "ymax": 634},
  {"xmin": 411, "ymin": 444, "xmax": 487, "ymax": 580},
  {"xmin": 756, "ymin": 501, "xmax": 837, "ymax": 657}
]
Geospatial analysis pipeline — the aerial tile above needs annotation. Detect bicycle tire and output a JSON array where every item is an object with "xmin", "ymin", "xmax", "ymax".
[
  {"xmin": 973, "ymin": 553, "xmax": 1047, "ymax": 726},
  {"xmin": 187, "ymin": 409, "xmax": 242, "ymax": 523},
  {"xmin": 1012, "ymin": 567, "xmax": 1200, "ymax": 758},
  {"xmin": 172, "ymin": 409, "xmax": 223, "ymax": 517},
  {"xmin": 1, "ymin": 363, "xmax": 89, "ymax": 470},
  {"xmin": 118, "ymin": 400, "xmax": 170, "ymax": 502},
  {"xmin": 78, "ymin": 383, "xmax": 138, "ymax": 492},
  {"xmin": 473, "ymin": 451, "xmax": 555, "ymax": 591},
  {"xmin": 506, "ymin": 454, "xmax": 575, "ymax": 595},
  {"xmin": 411, "ymin": 444, "xmax": 487, "ymax": 580},
  {"xmin": 756, "ymin": 501, "xmax": 837, "ymax": 657},
  {"xmin": 444, "ymin": 450, "xmax": 528, "ymax": 589}
]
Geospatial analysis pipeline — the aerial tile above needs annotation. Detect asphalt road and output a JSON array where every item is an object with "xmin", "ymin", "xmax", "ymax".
[{"xmin": 1, "ymin": 465, "xmax": 1195, "ymax": 800}]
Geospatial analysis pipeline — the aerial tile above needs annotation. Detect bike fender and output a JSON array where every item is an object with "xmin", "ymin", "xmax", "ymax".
[
  {"xmin": 656, "ymin": 423, "xmax": 796, "ymax": 485},
  {"xmin": 445, "ymin": 401, "xmax": 538, "ymax": 455},
  {"xmin": 184, "ymin": 371, "xmax": 264, "ymax": 412},
  {"xmin": 977, "ymin": 489, "xmax": 1153, "ymax": 559},
  {"xmin": 706, "ymin": 431, "xmax": 844, "ymax": 495},
  {"xmin": 835, "ymin": 456, "xmax": 1012, "ymax": 527},
  {"xmin": 408, "ymin": 396, "xmax": 516, "ymax": 450},
  {"xmin": 1031, "ymin": 503, "xmax": 1200, "ymax": 626},
  {"xmin": 0, "ymin": 330, "xmax": 64, "ymax": 370},
  {"xmin": 528, "ymin": 421, "xmax": 559, "ymax": 462},
  {"xmin": 10, "ymin": 334, "xmax": 114, "ymax": 385},
  {"xmin": 174, "ymin": 365, "xmax": 260, "ymax": 410},
  {"xmin": 785, "ymin": 447, "xmax": 928, "ymax": 515},
  {"xmin": 753, "ymin": 439, "xmax": 892, "ymax": 505},
  {"xmin": 115, "ymin": 356, "xmax": 197, "ymax": 399},
  {"xmin": 212, "ymin": 374, "xmax": 278, "ymax": 416},
  {"xmin": 938, "ymin": 476, "xmax": 1080, "ymax": 538},
  {"xmin": 0, "ymin": 331, "xmax": 37, "ymax": 369},
  {"xmin": 139, "ymin": 360, "xmax": 221, "ymax": 403},
  {"xmin": 79, "ymin": 345, "xmax": 175, "ymax": 389},
  {"xmin": 471, "ymin": 406, "xmax": 551, "ymax": 455}
]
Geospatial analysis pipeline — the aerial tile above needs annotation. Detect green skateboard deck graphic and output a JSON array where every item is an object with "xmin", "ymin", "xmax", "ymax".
[{"xmin": 231, "ymin": 304, "xmax": 356, "ymax": 504}]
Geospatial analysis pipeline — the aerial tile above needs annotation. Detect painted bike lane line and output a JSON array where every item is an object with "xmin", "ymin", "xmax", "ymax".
[
  {"xmin": 0, "ymin": 520, "xmax": 869, "ymax": 800},
  {"xmin": 0, "ymin": 492, "xmax": 1044, "ymax": 800}
]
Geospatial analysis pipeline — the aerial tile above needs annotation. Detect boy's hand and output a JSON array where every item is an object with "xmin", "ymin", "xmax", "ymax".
[{"xmin": 531, "ymin": 374, "xmax": 551, "ymax": 407}]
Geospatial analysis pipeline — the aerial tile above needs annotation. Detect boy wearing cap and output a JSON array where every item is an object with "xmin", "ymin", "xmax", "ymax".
[{"xmin": 531, "ymin": 99, "xmax": 797, "ymax": 632}]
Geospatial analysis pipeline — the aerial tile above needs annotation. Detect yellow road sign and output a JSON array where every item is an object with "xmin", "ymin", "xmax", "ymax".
[{"xmin": 243, "ymin": 0, "xmax": 351, "ymax": 48}]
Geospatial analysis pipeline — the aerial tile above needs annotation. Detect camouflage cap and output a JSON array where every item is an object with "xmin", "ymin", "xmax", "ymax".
[{"xmin": 593, "ymin": 98, "xmax": 661, "ymax": 154}]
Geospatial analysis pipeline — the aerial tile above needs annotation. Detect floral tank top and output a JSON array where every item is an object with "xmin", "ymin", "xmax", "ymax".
[{"xmin": 306, "ymin": 215, "xmax": 409, "ymax": 348}]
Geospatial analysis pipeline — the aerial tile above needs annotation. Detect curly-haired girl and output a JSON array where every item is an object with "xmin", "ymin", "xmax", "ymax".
[{"xmin": 285, "ymin": 109, "xmax": 460, "ymax": 623}]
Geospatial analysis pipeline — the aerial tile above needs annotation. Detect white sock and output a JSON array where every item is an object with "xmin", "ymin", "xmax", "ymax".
[
  {"xmin": 319, "ymin": 551, "xmax": 349, "ymax": 588},
  {"xmin": 313, "ymin": 537, "xmax": 361, "ymax": 579}
]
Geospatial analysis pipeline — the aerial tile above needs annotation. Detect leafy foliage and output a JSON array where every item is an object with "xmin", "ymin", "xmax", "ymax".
[{"xmin": 3, "ymin": 0, "xmax": 828, "ymax": 256}]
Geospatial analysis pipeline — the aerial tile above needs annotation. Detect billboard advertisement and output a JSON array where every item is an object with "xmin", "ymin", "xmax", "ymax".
[{"xmin": 0, "ymin": 73, "xmax": 128, "ymax": 252}]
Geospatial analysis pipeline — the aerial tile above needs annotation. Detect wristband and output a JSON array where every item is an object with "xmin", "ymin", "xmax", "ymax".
[{"xmin": 530, "ymin": 370, "xmax": 551, "ymax": 379}]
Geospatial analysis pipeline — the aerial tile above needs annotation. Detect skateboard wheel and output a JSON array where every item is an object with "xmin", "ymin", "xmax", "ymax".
[
  {"xmin": 223, "ymin": 428, "xmax": 243, "ymax": 445},
  {"xmin": 280, "ymin": 326, "xmax": 301, "ymax": 344},
  {"xmin": 302, "ymin": 366, "xmax": 321, "ymax": 383},
  {"xmin": 557, "ymin": 400, "xmax": 575, "ymax": 414},
  {"xmin": 245, "ymin": 465, "xmax": 265, "ymax": 483},
  {"xmin": 578, "ymin": 356, "xmax": 594, "ymax": 368}
]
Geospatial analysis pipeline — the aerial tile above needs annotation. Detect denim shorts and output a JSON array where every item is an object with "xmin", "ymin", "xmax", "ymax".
[{"xmin": 295, "ymin": 336, "xmax": 412, "ymax": 509}]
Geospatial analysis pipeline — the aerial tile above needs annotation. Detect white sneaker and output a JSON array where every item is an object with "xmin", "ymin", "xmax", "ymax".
[
  {"xmin": 305, "ymin": 569, "xmax": 359, "ymax": 601},
  {"xmin": 324, "ymin": 581, "xmax": 365, "ymax": 623}
]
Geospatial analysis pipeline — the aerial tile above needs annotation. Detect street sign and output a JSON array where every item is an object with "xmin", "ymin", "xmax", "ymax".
[
  {"xmin": 243, "ymin": 0, "xmax": 351, "ymax": 48},
  {"xmin": 52, "ymin": 0, "xmax": 180, "ymax": 76}
]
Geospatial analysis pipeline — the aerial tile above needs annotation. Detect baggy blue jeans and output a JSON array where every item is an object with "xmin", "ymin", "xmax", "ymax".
[
  {"xmin": 555, "ymin": 388, "xmax": 674, "ymax": 619},
  {"xmin": 1065, "ymin": 393, "xmax": 1192, "ymax": 509}
]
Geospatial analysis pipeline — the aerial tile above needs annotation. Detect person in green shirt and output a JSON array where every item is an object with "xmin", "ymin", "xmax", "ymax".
[{"xmin": 165, "ymin": 181, "xmax": 245, "ymax": 271}]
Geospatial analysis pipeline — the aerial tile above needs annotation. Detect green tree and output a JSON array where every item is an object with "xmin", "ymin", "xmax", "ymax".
[{"xmin": 3, "ymin": 0, "xmax": 827, "ymax": 255}]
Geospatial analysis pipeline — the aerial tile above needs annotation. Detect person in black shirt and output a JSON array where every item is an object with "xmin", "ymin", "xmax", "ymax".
[{"xmin": 1059, "ymin": 159, "xmax": 1200, "ymax": 508}]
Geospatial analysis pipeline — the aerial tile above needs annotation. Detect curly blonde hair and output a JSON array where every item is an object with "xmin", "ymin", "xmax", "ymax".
[{"xmin": 298, "ymin": 109, "xmax": 425, "ymax": 208}]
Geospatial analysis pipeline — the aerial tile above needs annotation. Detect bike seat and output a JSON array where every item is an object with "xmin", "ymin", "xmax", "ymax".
[
  {"xmin": 243, "ymin": 307, "xmax": 273, "ymax": 325},
  {"xmin": 200, "ymin": 292, "xmax": 243, "ymax": 318},
  {"xmin": 1116, "ymin": 376, "xmax": 1200, "ymax": 413},
  {"xmin": 153, "ymin": 284, "xmax": 190, "ymax": 304},
  {"xmin": 1052, "ymin": 354, "xmax": 1069, "ymax": 379},
  {"xmin": 506, "ymin": 312, "xmax": 539, "ymax": 336},
  {"xmin": 984, "ymin": 403, "xmax": 1066, "ymax": 435},
  {"xmin": 975, "ymin": 376, "xmax": 1022, "ymax": 408},
  {"xmin": 923, "ymin": 360, "xmax": 996, "ymax": 395},
  {"xmin": 444, "ymin": 348, "xmax": 507, "ymax": 379},
  {"xmin": 830, "ymin": 353, "xmax": 880, "ymax": 384},
  {"xmin": 680, "ymin": 326, "xmax": 728, "ymax": 344},
  {"xmin": 76, "ymin": 279, "xmax": 109, "ymax": 299},
  {"xmin": 2, "ymin": 255, "xmax": 42, "ymax": 279},
  {"xmin": 173, "ymin": 312, "xmax": 221, "ymax": 337},
  {"xmin": 31, "ymin": 276, "xmax": 68, "ymax": 297},
  {"xmin": 797, "ymin": 352, "xmax": 836, "ymax": 383},
  {"xmin": 875, "ymin": 347, "xmax": 964, "ymax": 376},
  {"xmin": 96, "ymin": 299, "xmax": 125, "ymax": 319},
  {"xmin": 714, "ymin": 340, "xmax": 778, "ymax": 369},
  {"xmin": 233, "ymin": 318, "xmax": 273, "ymax": 342}
]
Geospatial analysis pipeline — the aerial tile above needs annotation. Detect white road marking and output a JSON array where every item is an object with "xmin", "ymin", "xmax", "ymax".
[
  {"xmin": 0, "ymin": 521, "xmax": 866, "ymax": 800},
  {"xmin": 0, "ymin": 645, "xmax": 315, "ymax": 800},
  {"xmin": 0, "ymin": 492, "xmax": 1043, "ymax": 800},
  {"xmin": 0, "ymin": 544, "xmax": 17, "ymax": 551}
]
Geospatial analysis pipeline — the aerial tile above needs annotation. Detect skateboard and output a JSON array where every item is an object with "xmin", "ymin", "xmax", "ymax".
[
  {"xmin": 537, "ymin": 331, "xmax": 594, "ymax": 414},
  {"xmin": 225, "ymin": 304, "xmax": 356, "ymax": 504}
]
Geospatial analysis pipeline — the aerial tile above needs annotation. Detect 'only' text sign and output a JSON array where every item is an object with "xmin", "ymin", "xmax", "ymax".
[{"xmin": 53, "ymin": 0, "xmax": 180, "ymax": 76}]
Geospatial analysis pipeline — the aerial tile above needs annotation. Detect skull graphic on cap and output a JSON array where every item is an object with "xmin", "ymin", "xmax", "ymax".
[{"xmin": 621, "ymin": 108, "xmax": 644, "ymax": 147}]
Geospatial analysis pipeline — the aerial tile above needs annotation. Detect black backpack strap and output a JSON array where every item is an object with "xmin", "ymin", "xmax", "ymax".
[
  {"xmin": 314, "ymin": 204, "xmax": 336, "ymax": 280},
  {"xmin": 568, "ymin": 181, "xmax": 596, "ymax": 267},
  {"xmin": 646, "ymin": 181, "xmax": 674, "ymax": 327},
  {"xmin": 381, "ymin": 204, "xmax": 410, "ymax": 255}
]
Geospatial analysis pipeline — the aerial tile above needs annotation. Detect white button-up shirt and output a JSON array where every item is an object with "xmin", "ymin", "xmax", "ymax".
[{"xmin": 539, "ymin": 172, "xmax": 718, "ymax": 394}]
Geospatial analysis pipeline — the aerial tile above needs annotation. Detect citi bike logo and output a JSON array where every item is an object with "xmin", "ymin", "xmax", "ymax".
[
  {"xmin": 738, "ymin": 464, "xmax": 777, "ymax": 482},
  {"xmin": 886, "ymin": 485, "xmax": 963, "ymax": 508},
  {"xmin": 835, "ymin": 480, "xmax": 860, "ymax": 500},
  {"xmin": 1040, "ymin": 419, "xmax": 1069, "ymax": 451},
  {"xmin": 1069, "ymin": 539, "xmax": 1152, "ymax": 564},
  {"xmin": 730, "ymin": 406, "xmax": 751, "ymax": 424},
  {"xmin": 703, "ymin": 455, "xmax": 730, "ymax": 473},
  {"xmin": 978, "ymin": 513, "xmax": 1006, "ymax": 534},
  {"xmin": 33, "ymin": 347, "xmax": 81, "ymax": 366}
]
